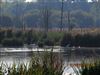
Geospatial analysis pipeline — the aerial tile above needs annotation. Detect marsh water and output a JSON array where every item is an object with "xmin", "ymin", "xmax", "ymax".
[
  {"xmin": 0, "ymin": 47, "xmax": 100, "ymax": 75},
  {"xmin": 0, "ymin": 47, "xmax": 100, "ymax": 65}
]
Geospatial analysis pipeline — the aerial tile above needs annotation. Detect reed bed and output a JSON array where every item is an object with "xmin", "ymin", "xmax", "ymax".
[
  {"xmin": 71, "ymin": 59, "xmax": 100, "ymax": 75},
  {"xmin": 0, "ymin": 48, "xmax": 100, "ymax": 75},
  {"xmin": 0, "ymin": 50, "xmax": 63, "ymax": 75}
]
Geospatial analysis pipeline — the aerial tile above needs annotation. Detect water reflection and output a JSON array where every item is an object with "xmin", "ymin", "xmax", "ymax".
[{"xmin": 0, "ymin": 47, "xmax": 100, "ymax": 65}]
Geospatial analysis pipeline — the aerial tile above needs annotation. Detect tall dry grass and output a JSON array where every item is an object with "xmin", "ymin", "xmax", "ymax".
[{"xmin": 0, "ymin": 49, "xmax": 63, "ymax": 75}]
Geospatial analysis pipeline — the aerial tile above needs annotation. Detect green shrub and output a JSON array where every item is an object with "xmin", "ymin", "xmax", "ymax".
[
  {"xmin": 37, "ymin": 41, "xmax": 44, "ymax": 48},
  {"xmin": 1, "ymin": 38, "xmax": 24, "ymax": 47},
  {"xmin": 60, "ymin": 33, "xmax": 73, "ymax": 47}
]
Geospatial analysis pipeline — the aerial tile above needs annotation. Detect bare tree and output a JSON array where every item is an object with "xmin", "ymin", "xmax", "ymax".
[
  {"xmin": 67, "ymin": 11, "xmax": 71, "ymax": 31},
  {"xmin": 40, "ymin": 0, "xmax": 51, "ymax": 33},
  {"xmin": 0, "ymin": 0, "xmax": 1, "ymax": 29},
  {"xmin": 42, "ymin": 8, "xmax": 51, "ymax": 33},
  {"xmin": 67, "ymin": 0, "xmax": 71, "ymax": 32},
  {"xmin": 60, "ymin": 0, "xmax": 64, "ymax": 31}
]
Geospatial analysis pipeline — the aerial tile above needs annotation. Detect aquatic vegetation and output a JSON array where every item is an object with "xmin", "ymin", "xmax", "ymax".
[
  {"xmin": 72, "ymin": 59, "xmax": 100, "ymax": 75},
  {"xmin": 0, "ymin": 49, "xmax": 63, "ymax": 75},
  {"xmin": 80, "ymin": 60, "xmax": 100, "ymax": 75},
  {"xmin": 0, "ymin": 48, "xmax": 100, "ymax": 75},
  {"xmin": 0, "ymin": 65, "xmax": 3, "ymax": 75}
]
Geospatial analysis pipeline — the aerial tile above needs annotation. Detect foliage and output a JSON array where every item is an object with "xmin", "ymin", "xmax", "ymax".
[
  {"xmin": 0, "ymin": 30, "xmax": 100, "ymax": 47},
  {"xmin": 0, "ymin": 50, "xmax": 63, "ymax": 75},
  {"xmin": 60, "ymin": 33, "xmax": 73, "ymax": 47},
  {"xmin": 0, "ymin": 2, "xmax": 100, "ymax": 28},
  {"xmin": 1, "ymin": 37, "xmax": 24, "ymax": 47},
  {"xmin": 72, "ymin": 60, "xmax": 100, "ymax": 75},
  {"xmin": 0, "ymin": 65, "xmax": 3, "ymax": 75}
]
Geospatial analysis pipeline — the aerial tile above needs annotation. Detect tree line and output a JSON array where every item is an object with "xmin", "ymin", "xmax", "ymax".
[
  {"xmin": 0, "ymin": 1, "xmax": 100, "ymax": 30},
  {"xmin": 0, "ymin": 29, "xmax": 99, "ymax": 47}
]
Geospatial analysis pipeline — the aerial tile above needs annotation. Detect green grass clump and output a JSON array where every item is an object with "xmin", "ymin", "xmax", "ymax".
[
  {"xmin": 0, "ymin": 65, "xmax": 3, "ymax": 75},
  {"xmin": 80, "ymin": 60, "xmax": 100, "ymax": 75},
  {"xmin": 72, "ymin": 60, "xmax": 100, "ymax": 75},
  {"xmin": 0, "ymin": 50, "xmax": 63, "ymax": 75}
]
